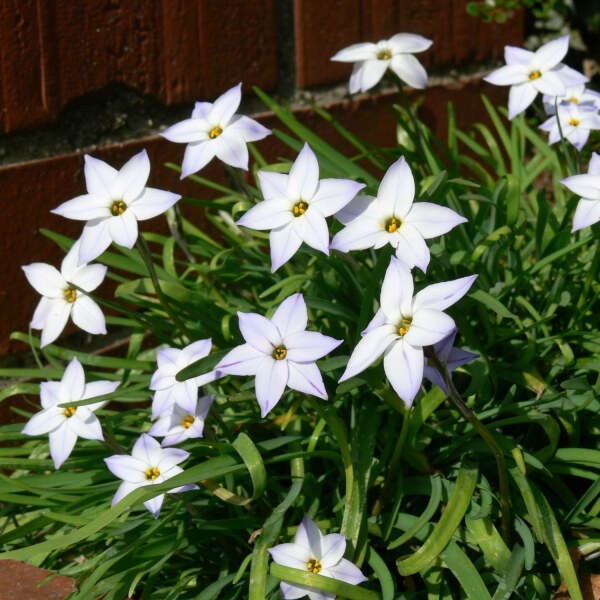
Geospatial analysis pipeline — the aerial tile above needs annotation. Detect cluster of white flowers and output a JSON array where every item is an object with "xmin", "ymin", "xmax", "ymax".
[
  {"xmin": 25, "ymin": 29, "xmax": 600, "ymax": 598},
  {"xmin": 484, "ymin": 35, "xmax": 600, "ymax": 231}
]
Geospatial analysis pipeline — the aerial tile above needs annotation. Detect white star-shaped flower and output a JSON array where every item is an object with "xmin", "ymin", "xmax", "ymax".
[
  {"xmin": 237, "ymin": 144, "xmax": 364, "ymax": 271},
  {"xmin": 22, "ymin": 358, "xmax": 118, "ymax": 468},
  {"xmin": 150, "ymin": 339, "xmax": 224, "ymax": 418},
  {"xmin": 269, "ymin": 515, "xmax": 367, "ymax": 600},
  {"xmin": 104, "ymin": 433, "xmax": 197, "ymax": 518},
  {"xmin": 330, "ymin": 156, "xmax": 466, "ymax": 272},
  {"xmin": 148, "ymin": 395, "xmax": 213, "ymax": 447},
  {"xmin": 215, "ymin": 293, "xmax": 342, "ymax": 417},
  {"xmin": 423, "ymin": 329, "xmax": 478, "ymax": 394},
  {"xmin": 484, "ymin": 35, "xmax": 588, "ymax": 119},
  {"xmin": 339, "ymin": 258, "xmax": 477, "ymax": 407},
  {"xmin": 562, "ymin": 152, "xmax": 600, "ymax": 231},
  {"xmin": 161, "ymin": 83, "xmax": 271, "ymax": 177},
  {"xmin": 542, "ymin": 84, "xmax": 600, "ymax": 115},
  {"xmin": 331, "ymin": 33, "xmax": 432, "ymax": 93},
  {"xmin": 539, "ymin": 103, "xmax": 600, "ymax": 151},
  {"xmin": 22, "ymin": 241, "xmax": 107, "ymax": 347},
  {"xmin": 51, "ymin": 150, "xmax": 181, "ymax": 265}
]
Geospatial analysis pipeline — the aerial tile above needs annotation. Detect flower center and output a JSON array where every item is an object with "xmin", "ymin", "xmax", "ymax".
[
  {"xmin": 272, "ymin": 346, "xmax": 287, "ymax": 360},
  {"xmin": 209, "ymin": 126, "xmax": 223, "ymax": 139},
  {"xmin": 569, "ymin": 117, "xmax": 580, "ymax": 127},
  {"xmin": 145, "ymin": 467, "xmax": 160, "ymax": 481},
  {"xmin": 528, "ymin": 70, "xmax": 541, "ymax": 81},
  {"xmin": 397, "ymin": 317, "xmax": 412, "ymax": 336},
  {"xmin": 64, "ymin": 288, "xmax": 77, "ymax": 303},
  {"xmin": 63, "ymin": 406, "xmax": 77, "ymax": 418},
  {"xmin": 377, "ymin": 48, "xmax": 392, "ymax": 61},
  {"xmin": 306, "ymin": 558, "xmax": 322, "ymax": 574},
  {"xmin": 293, "ymin": 201, "xmax": 308, "ymax": 217},
  {"xmin": 181, "ymin": 415, "xmax": 195, "ymax": 429},
  {"xmin": 111, "ymin": 200, "xmax": 127, "ymax": 216},
  {"xmin": 569, "ymin": 97, "xmax": 579, "ymax": 104},
  {"xmin": 385, "ymin": 216, "xmax": 401, "ymax": 233}
]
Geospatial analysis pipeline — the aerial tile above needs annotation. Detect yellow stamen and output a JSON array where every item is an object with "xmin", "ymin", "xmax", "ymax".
[
  {"xmin": 273, "ymin": 346, "xmax": 287, "ymax": 360},
  {"xmin": 397, "ymin": 317, "xmax": 412, "ymax": 337},
  {"xmin": 569, "ymin": 117, "xmax": 580, "ymax": 127},
  {"xmin": 385, "ymin": 216, "xmax": 401, "ymax": 233},
  {"xmin": 529, "ymin": 70, "xmax": 541, "ymax": 81},
  {"xmin": 306, "ymin": 558, "xmax": 322, "ymax": 573},
  {"xmin": 181, "ymin": 415, "xmax": 195, "ymax": 429},
  {"xmin": 145, "ymin": 467, "xmax": 160, "ymax": 481},
  {"xmin": 209, "ymin": 126, "xmax": 223, "ymax": 139},
  {"xmin": 377, "ymin": 49, "xmax": 392, "ymax": 61},
  {"xmin": 63, "ymin": 406, "xmax": 77, "ymax": 418},
  {"xmin": 111, "ymin": 200, "xmax": 127, "ymax": 216},
  {"xmin": 569, "ymin": 97, "xmax": 579, "ymax": 104},
  {"xmin": 64, "ymin": 288, "xmax": 77, "ymax": 303},
  {"xmin": 293, "ymin": 201, "xmax": 308, "ymax": 217}
]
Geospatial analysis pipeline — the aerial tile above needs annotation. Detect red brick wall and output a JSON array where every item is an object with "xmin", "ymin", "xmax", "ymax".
[{"xmin": 0, "ymin": 0, "xmax": 525, "ymax": 355}]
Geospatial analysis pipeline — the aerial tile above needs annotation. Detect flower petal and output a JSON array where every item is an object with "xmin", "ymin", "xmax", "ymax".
[
  {"xmin": 327, "ymin": 558, "xmax": 368, "ymax": 585},
  {"xmin": 39, "ymin": 301, "xmax": 72, "ymax": 347},
  {"xmin": 69, "ymin": 263, "xmax": 107, "ymax": 292},
  {"xmin": 161, "ymin": 118, "xmax": 207, "ymax": 143},
  {"xmin": 572, "ymin": 199, "xmax": 600, "ymax": 231},
  {"xmin": 383, "ymin": 340, "xmax": 424, "ymax": 407},
  {"xmin": 404, "ymin": 308, "xmax": 455, "ymax": 346},
  {"xmin": 71, "ymin": 295, "xmax": 107, "ymax": 335},
  {"xmin": 355, "ymin": 58, "xmax": 388, "ymax": 92},
  {"xmin": 287, "ymin": 362, "xmax": 328, "ymax": 399},
  {"xmin": 51, "ymin": 194, "xmax": 111, "ymax": 221},
  {"xmin": 286, "ymin": 330, "xmax": 342, "ymax": 362},
  {"xmin": 108, "ymin": 211, "xmax": 139, "ymax": 248},
  {"xmin": 216, "ymin": 343, "xmax": 266, "ymax": 375},
  {"xmin": 181, "ymin": 141, "xmax": 216, "ymax": 178},
  {"xmin": 131, "ymin": 433, "xmax": 163, "ymax": 466},
  {"xmin": 209, "ymin": 83, "xmax": 242, "ymax": 127},
  {"xmin": 213, "ymin": 131, "xmax": 250, "ymax": 170},
  {"xmin": 129, "ymin": 188, "xmax": 181, "ymax": 221},
  {"xmin": 295, "ymin": 514, "xmax": 324, "ymax": 553},
  {"xmin": 310, "ymin": 179, "xmax": 365, "ymax": 217},
  {"xmin": 405, "ymin": 202, "xmax": 467, "ymax": 238},
  {"xmin": 554, "ymin": 63, "xmax": 588, "ymax": 87},
  {"xmin": 49, "ymin": 425, "xmax": 78, "ymax": 469},
  {"xmin": 268, "ymin": 543, "xmax": 311, "ymax": 570},
  {"xmin": 504, "ymin": 46, "xmax": 534, "ymax": 65},
  {"xmin": 562, "ymin": 174, "xmax": 600, "ymax": 201},
  {"xmin": 271, "ymin": 293, "xmax": 308, "ymax": 338},
  {"xmin": 111, "ymin": 149, "xmax": 151, "ymax": 203},
  {"xmin": 381, "ymin": 256, "xmax": 414, "ymax": 321},
  {"xmin": 78, "ymin": 219, "xmax": 113, "ymax": 265},
  {"xmin": 226, "ymin": 115, "xmax": 271, "ymax": 142},
  {"xmin": 377, "ymin": 157, "xmax": 415, "ymax": 219},
  {"xmin": 331, "ymin": 42, "xmax": 378, "ymax": 62},
  {"xmin": 22, "ymin": 409, "xmax": 65, "ymax": 436},
  {"xmin": 299, "ymin": 207, "xmax": 330, "ymax": 254},
  {"xmin": 533, "ymin": 71, "xmax": 566, "ymax": 96},
  {"xmin": 239, "ymin": 311, "xmax": 281, "ymax": 352},
  {"xmin": 60, "ymin": 358, "xmax": 86, "ymax": 402},
  {"xmin": 255, "ymin": 358, "xmax": 288, "ymax": 416},
  {"xmin": 413, "ymin": 275, "xmax": 477, "ymax": 312},
  {"xmin": 485, "ymin": 63, "xmax": 528, "ymax": 87},
  {"xmin": 388, "ymin": 33, "xmax": 432, "ymax": 54},
  {"xmin": 84, "ymin": 155, "xmax": 118, "ymax": 197},
  {"xmin": 533, "ymin": 35, "xmax": 569, "ymax": 71},
  {"xmin": 394, "ymin": 225, "xmax": 430, "ymax": 272},
  {"xmin": 390, "ymin": 54, "xmax": 428, "ymax": 89},
  {"xmin": 22, "ymin": 264, "xmax": 65, "ymax": 298},
  {"xmin": 111, "ymin": 480, "xmax": 142, "ymax": 506},
  {"xmin": 319, "ymin": 533, "xmax": 346, "ymax": 568},
  {"xmin": 339, "ymin": 325, "xmax": 397, "ymax": 382},
  {"xmin": 258, "ymin": 170, "xmax": 290, "ymax": 201},
  {"xmin": 237, "ymin": 199, "xmax": 294, "ymax": 230},
  {"xmin": 329, "ymin": 217, "xmax": 387, "ymax": 253},
  {"xmin": 288, "ymin": 144, "xmax": 320, "ymax": 202},
  {"xmin": 144, "ymin": 493, "xmax": 165, "ymax": 518},
  {"xmin": 68, "ymin": 410, "xmax": 103, "ymax": 441},
  {"xmin": 508, "ymin": 83, "xmax": 538, "ymax": 119},
  {"xmin": 270, "ymin": 223, "xmax": 304, "ymax": 272}
]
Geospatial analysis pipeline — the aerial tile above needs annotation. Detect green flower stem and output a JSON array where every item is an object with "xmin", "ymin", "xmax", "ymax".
[
  {"xmin": 371, "ymin": 406, "xmax": 410, "ymax": 517},
  {"xmin": 554, "ymin": 97, "xmax": 577, "ymax": 178},
  {"xmin": 428, "ymin": 351, "xmax": 511, "ymax": 546},
  {"xmin": 135, "ymin": 236, "xmax": 192, "ymax": 340}
]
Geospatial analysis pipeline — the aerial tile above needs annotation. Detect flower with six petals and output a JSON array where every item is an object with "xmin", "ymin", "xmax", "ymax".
[
  {"xmin": 51, "ymin": 150, "xmax": 181, "ymax": 265},
  {"xmin": 339, "ymin": 258, "xmax": 477, "ymax": 406},
  {"xmin": 331, "ymin": 33, "xmax": 432, "ymax": 93},
  {"xmin": 104, "ymin": 433, "xmax": 197, "ymax": 518},
  {"xmin": 23, "ymin": 241, "xmax": 107, "ymax": 347},
  {"xmin": 161, "ymin": 83, "xmax": 271, "ymax": 177},
  {"xmin": 22, "ymin": 358, "xmax": 118, "ymax": 468},
  {"xmin": 268, "ymin": 515, "xmax": 367, "ymax": 600},
  {"xmin": 215, "ymin": 293, "xmax": 342, "ymax": 417},
  {"xmin": 483, "ymin": 35, "xmax": 588, "ymax": 119},
  {"xmin": 539, "ymin": 103, "xmax": 600, "ymax": 151},
  {"xmin": 237, "ymin": 144, "xmax": 364, "ymax": 271},
  {"xmin": 330, "ymin": 156, "xmax": 466, "ymax": 272}
]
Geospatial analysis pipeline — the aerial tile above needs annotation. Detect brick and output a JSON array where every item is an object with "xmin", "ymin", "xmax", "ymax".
[{"xmin": 0, "ymin": 560, "xmax": 75, "ymax": 600}]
